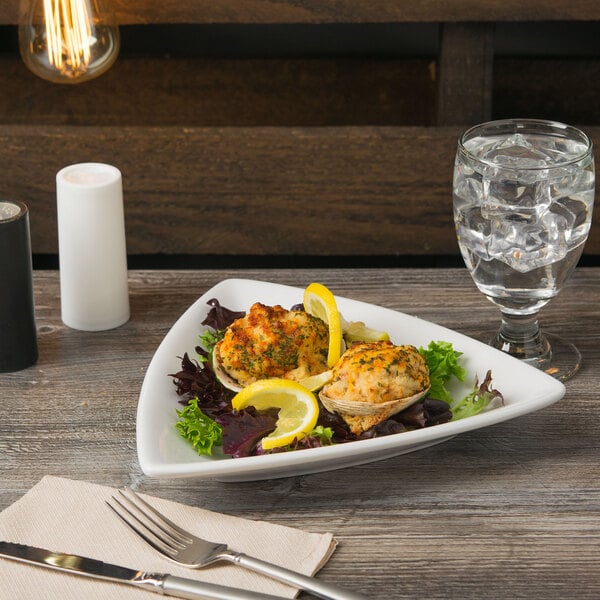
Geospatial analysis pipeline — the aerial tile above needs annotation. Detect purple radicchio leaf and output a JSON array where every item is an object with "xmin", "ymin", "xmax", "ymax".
[
  {"xmin": 169, "ymin": 352, "xmax": 235, "ymax": 418},
  {"xmin": 202, "ymin": 298, "xmax": 245, "ymax": 331},
  {"xmin": 215, "ymin": 407, "xmax": 279, "ymax": 458},
  {"xmin": 422, "ymin": 398, "xmax": 454, "ymax": 426},
  {"xmin": 317, "ymin": 403, "xmax": 357, "ymax": 443},
  {"xmin": 358, "ymin": 419, "xmax": 408, "ymax": 440}
]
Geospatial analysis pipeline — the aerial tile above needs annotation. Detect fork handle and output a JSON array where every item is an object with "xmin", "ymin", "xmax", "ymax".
[
  {"xmin": 161, "ymin": 575, "xmax": 287, "ymax": 600},
  {"xmin": 224, "ymin": 551, "xmax": 367, "ymax": 600}
]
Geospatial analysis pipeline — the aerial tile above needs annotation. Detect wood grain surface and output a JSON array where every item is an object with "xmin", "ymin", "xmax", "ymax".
[
  {"xmin": 1, "ymin": 268, "xmax": 599, "ymax": 598},
  {"xmin": 2, "ymin": 55, "xmax": 599, "ymax": 129},
  {"xmin": 3, "ymin": 7, "xmax": 599, "ymax": 268},
  {"xmin": 0, "ymin": 125, "xmax": 462, "ymax": 257},
  {"xmin": 3, "ymin": 0, "xmax": 600, "ymax": 24},
  {"xmin": 2, "ymin": 125, "xmax": 600, "ymax": 259},
  {"xmin": 0, "ymin": 57, "xmax": 437, "ymax": 128},
  {"xmin": 436, "ymin": 23, "xmax": 494, "ymax": 125}
]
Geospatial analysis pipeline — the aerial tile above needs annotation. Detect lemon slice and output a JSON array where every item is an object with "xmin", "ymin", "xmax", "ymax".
[
  {"xmin": 231, "ymin": 379, "xmax": 319, "ymax": 450},
  {"xmin": 343, "ymin": 320, "xmax": 390, "ymax": 343},
  {"xmin": 303, "ymin": 282, "xmax": 343, "ymax": 368},
  {"xmin": 298, "ymin": 370, "xmax": 333, "ymax": 392}
]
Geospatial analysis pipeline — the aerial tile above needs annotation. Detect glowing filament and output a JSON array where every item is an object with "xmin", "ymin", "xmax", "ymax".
[{"xmin": 42, "ymin": 0, "xmax": 92, "ymax": 74}]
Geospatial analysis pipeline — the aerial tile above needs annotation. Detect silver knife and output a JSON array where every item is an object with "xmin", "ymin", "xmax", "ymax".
[{"xmin": 0, "ymin": 541, "xmax": 287, "ymax": 600}]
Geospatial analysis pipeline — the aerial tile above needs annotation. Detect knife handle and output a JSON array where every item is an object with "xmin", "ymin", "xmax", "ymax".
[
  {"xmin": 160, "ymin": 574, "xmax": 287, "ymax": 600},
  {"xmin": 227, "ymin": 553, "xmax": 367, "ymax": 600}
]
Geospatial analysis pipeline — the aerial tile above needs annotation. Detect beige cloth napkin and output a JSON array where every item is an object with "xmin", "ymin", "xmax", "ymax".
[{"xmin": 0, "ymin": 476, "xmax": 337, "ymax": 599}]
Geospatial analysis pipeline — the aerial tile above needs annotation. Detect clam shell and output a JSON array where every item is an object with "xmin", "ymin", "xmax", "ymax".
[
  {"xmin": 319, "ymin": 387, "xmax": 430, "ymax": 418},
  {"xmin": 212, "ymin": 341, "xmax": 243, "ymax": 392}
]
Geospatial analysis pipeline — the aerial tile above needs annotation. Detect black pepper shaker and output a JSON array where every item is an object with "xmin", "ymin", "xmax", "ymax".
[{"xmin": 0, "ymin": 200, "xmax": 38, "ymax": 372}]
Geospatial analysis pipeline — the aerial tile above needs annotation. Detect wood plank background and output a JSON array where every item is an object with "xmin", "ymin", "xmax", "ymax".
[
  {"xmin": 3, "ymin": 124, "xmax": 599, "ymax": 258},
  {"xmin": 3, "ymin": 1, "xmax": 600, "ymax": 24},
  {"xmin": 1, "ymin": 1, "xmax": 599, "ymax": 263},
  {"xmin": 0, "ymin": 125, "xmax": 459, "ymax": 256}
]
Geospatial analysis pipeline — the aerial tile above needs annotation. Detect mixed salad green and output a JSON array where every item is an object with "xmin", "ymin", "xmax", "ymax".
[{"xmin": 170, "ymin": 299, "xmax": 504, "ymax": 457}]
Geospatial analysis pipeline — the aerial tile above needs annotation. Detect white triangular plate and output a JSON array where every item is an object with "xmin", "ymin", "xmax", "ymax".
[{"xmin": 137, "ymin": 279, "xmax": 565, "ymax": 481}]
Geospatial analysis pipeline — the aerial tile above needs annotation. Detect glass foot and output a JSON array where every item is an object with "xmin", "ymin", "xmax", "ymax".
[
  {"xmin": 490, "ymin": 329, "xmax": 581, "ymax": 382},
  {"xmin": 489, "ymin": 313, "xmax": 582, "ymax": 381},
  {"xmin": 540, "ymin": 332, "xmax": 582, "ymax": 382}
]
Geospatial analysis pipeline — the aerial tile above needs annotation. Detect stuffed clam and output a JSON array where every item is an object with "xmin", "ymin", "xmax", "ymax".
[
  {"xmin": 319, "ymin": 341, "xmax": 430, "ymax": 435},
  {"xmin": 212, "ymin": 302, "xmax": 330, "ymax": 391}
]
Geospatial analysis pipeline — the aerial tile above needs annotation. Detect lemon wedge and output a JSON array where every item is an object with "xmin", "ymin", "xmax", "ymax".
[
  {"xmin": 303, "ymin": 282, "xmax": 343, "ymax": 368},
  {"xmin": 298, "ymin": 370, "xmax": 333, "ymax": 392},
  {"xmin": 343, "ymin": 320, "xmax": 390, "ymax": 343},
  {"xmin": 231, "ymin": 379, "xmax": 319, "ymax": 450}
]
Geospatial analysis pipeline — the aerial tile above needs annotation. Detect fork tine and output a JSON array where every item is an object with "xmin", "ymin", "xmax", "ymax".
[
  {"xmin": 106, "ymin": 497, "xmax": 180, "ymax": 558},
  {"xmin": 118, "ymin": 489, "xmax": 194, "ymax": 545}
]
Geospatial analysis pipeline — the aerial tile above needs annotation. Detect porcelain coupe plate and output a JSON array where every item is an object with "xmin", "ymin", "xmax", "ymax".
[{"xmin": 137, "ymin": 278, "xmax": 566, "ymax": 481}]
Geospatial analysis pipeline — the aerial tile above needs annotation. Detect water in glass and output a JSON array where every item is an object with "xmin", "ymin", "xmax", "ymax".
[{"xmin": 454, "ymin": 130, "xmax": 594, "ymax": 316}]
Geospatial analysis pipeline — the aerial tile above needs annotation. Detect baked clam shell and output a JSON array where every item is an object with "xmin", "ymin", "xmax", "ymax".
[
  {"xmin": 212, "ymin": 340, "xmax": 244, "ymax": 392},
  {"xmin": 319, "ymin": 386, "xmax": 430, "ymax": 418}
]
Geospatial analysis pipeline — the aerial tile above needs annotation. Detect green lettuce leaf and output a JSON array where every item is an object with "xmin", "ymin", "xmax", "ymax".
[
  {"xmin": 419, "ymin": 340, "xmax": 467, "ymax": 404},
  {"xmin": 309, "ymin": 425, "xmax": 334, "ymax": 445},
  {"xmin": 176, "ymin": 398, "xmax": 223, "ymax": 455},
  {"xmin": 451, "ymin": 370, "xmax": 504, "ymax": 421},
  {"xmin": 197, "ymin": 328, "xmax": 226, "ymax": 363}
]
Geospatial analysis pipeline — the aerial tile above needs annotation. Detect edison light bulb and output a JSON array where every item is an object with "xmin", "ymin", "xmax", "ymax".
[{"xmin": 18, "ymin": 0, "xmax": 120, "ymax": 83}]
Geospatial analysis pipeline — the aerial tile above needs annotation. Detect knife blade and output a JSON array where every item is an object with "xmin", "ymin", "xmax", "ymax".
[{"xmin": 0, "ymin": 541, "xmax": 287, "ymax": 600}]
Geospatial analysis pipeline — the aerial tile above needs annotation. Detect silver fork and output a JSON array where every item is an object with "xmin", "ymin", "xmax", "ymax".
[{"xmin": 107, "ymin": 489, "xmax": 366, "ymax": 600}]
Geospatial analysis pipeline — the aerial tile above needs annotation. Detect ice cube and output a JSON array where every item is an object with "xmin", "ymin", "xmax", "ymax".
[
  {"xmin": 495, "ymin": 133, "xmax": 533, "ymax": 151},
  {"xmin": 456, "ymin": 206, "xmax": 491, "ymax": 261},
  {"xmin": 481, "ymin": 174, "xmax": 538, "ymax": 222},
  {"xmin": 482, "ymin": 133, "xmax": 549, "ymax": 169},
  {"xmin": 548, "ymin": 199, "xmax": 579, "ymax": 239},
  {"xmin": 488, "ymin": 219, "xmax": 522, "ymax": 261},
  {"xmin": 454, "ymin": 173, "xmax": 483, "ymax": 208},
  {"xmin": 541, "ymin": 212, "xmax": 568, "ymax": 248},
  {"xmin": 533, "ymin": 178, "xmax": 553, "ymax": 217},
  {"xmin": 488, "ymin": 216, "xmax": 567, "ymax": 273}
]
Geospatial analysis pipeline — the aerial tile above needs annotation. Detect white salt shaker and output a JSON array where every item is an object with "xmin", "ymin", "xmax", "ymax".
[{"xmin": 56, "ymin": 163, "xmax": 130, "ymax": 331}]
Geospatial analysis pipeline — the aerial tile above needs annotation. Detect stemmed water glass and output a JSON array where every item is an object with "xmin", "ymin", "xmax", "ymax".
[{"xmin": 453, "ymin": 119, "xmax": 595, "ymax": 381}]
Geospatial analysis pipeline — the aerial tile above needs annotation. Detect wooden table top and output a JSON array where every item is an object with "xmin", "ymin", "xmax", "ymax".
[{"xmin": 1, "ymin": 268, "xmax": 599, "ymax": 599}]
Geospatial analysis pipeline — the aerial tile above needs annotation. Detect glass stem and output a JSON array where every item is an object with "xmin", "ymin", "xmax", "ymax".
[{"xmin": 491, "ymin": 312, "xmax": 552, "ymax": 367}]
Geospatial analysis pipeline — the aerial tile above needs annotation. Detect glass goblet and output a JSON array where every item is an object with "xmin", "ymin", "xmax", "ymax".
[{"xmin": 453, "ymin": 119, "xmax": 595, "ymax": 381}]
